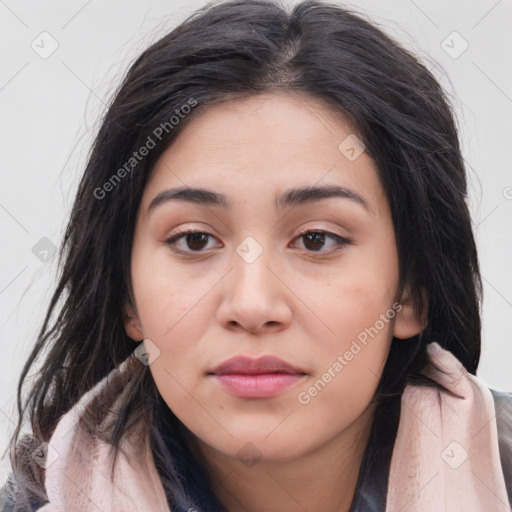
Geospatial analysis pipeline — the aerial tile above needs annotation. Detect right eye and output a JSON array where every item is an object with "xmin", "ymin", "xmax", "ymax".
[{"xmin": 164, "ymin": 229, "xmax": 221, "ymax": 254}]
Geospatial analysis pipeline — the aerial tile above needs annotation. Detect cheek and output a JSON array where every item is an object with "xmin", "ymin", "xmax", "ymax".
[
  {"xmin": 293, "ymin": 285, "xmax": 395, "ymax": 444},
  {"xmin": 304, "ymin": 284, "xmax": 395, "ymax": 403},
  {"xmin": 130, "ymin": 242, "xmax": 216, "ymax": 340},
  {"xmin": 130, "ymin": 246, "xmax": 220, "ymax": 389},
  {"xmin": 310, "ymin": 263, "xmax": 399, "ymax": 353},
  {"xmin": 301, "ymin": 247, "xmax": 399, "ymax": 402}
]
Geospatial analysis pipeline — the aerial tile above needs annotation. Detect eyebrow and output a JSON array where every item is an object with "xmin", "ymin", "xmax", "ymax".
[{"xmin": 147, "ymin": 184, "xmax": 370, "ymax": 215}]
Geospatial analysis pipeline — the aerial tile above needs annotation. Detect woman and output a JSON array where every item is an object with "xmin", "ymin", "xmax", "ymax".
[{"xmin": 2, "ymin": 1, "xmax": 511, "ymax": 510}]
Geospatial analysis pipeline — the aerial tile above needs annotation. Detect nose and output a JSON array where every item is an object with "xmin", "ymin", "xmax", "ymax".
[{"xmin": 216, "ymin": 247, "xmax": 293, "ymax": 335}]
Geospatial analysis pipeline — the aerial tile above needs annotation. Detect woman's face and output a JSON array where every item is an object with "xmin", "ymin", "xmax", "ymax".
[{"xmin": 125, "ymin": 92, "xmax": 422, "ymax": 462}]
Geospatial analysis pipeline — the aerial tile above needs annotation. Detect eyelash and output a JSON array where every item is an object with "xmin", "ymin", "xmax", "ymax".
[{"xmin": 164, "ymin": 228, "xmax": 352, "ymax": 256}]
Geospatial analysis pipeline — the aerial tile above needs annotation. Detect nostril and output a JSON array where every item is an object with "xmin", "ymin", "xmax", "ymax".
[{"xmin": 227, "ymin": 321, "xmax": 242, "ymax": 331}]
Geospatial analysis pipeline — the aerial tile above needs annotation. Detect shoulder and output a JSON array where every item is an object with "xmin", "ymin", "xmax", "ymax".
[
  {"xmin": 1, "ymin": 354, "xmax": 142, "ymax": 512},
  {"xmin": 490, "ymin": 388, "xmax": 512, "ymax": 505},
  {"xmin": 0, "ymin": 435, "xmax": 51, "ymax": 512}
]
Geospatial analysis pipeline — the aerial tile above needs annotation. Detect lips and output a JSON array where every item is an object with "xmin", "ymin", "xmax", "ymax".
[
  {"xmin": 210, "ymin": 355, "xmax": 305, "ymax": 375},
  {"xmin": 208, "ymin": 356, "xmax": 306, "ymax": 398}
]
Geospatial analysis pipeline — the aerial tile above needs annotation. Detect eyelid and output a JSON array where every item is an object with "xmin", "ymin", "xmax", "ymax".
[{"xmin": 294, "ymin": 225, "xmax": 350, "ymax": 240}]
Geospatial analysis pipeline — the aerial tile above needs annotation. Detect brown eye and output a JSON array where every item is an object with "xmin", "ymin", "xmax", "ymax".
[
  {"xmin": 303, "ymin": 232, "xmax": 326, "ymax": 251},
  {"xmin": 165, "ymin": 230, "xmax": 219, "ymax": 253},
  {"xmin": 292, "ymin": 230, "xmax": 352, "ymax": 254},
  {"xmin": 184, "ymin": 232, "xmax": 210, "ymax": 251}
]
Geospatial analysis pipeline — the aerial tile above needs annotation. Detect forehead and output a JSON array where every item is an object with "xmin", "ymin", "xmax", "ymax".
[
  {"xmin": 141, "ymin": 92, "xmax": 385, "ymax": 213},
  {"xmin": 168, "ymin": 92, "xmax": 354, "ymax": 155}
]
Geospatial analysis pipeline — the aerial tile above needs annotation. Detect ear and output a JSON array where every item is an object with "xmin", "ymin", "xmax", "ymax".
[
  {"xmin": 393, "ymin": 286, "xmax": 428, "ymax": 340},
  {"xmin": 123, "ymin": 304, "xmax": 144, "ymax": 341}
]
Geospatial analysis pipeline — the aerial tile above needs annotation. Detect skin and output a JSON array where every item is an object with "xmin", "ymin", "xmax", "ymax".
[{"xmin": 124, "ymin": 92, "xmax": 424, "ymax": 512}]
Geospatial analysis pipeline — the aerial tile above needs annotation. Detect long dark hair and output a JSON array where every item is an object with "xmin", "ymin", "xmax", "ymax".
[{"xmin": 5, "ymin": 0, "xmax": 481, "ymax": 510}]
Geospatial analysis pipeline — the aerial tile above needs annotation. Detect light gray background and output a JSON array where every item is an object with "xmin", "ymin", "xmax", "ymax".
[{"xmin": 1, "ymin": 0, "xmax": 511, "ymax": 485}]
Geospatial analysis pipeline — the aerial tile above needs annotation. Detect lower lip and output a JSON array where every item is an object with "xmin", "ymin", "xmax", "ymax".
[{"xmin": 213, "ymin": 373, "xmax": 305, "ymax": 398}]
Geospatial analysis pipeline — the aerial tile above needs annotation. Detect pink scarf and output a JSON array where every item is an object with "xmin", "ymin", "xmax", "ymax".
[{"xmin": 36, "ymin": 343, "xmax": 510, "ymax": 511}]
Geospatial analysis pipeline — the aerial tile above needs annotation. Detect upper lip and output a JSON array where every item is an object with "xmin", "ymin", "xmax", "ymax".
[{"xmin": 209, "ymin": 356, "xmax": 306, "ymax": 375}]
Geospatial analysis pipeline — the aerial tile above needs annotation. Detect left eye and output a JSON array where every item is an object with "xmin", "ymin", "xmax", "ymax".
[
  {"xmin": 164, "ymin": 229, "xmax": 351, "ymax": 255},
  {"xmin": 291, "ymin": 230, "xmax": 351, "ymax": 254}
]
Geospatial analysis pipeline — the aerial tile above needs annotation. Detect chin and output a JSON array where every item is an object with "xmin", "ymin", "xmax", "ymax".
[{"xmin": 217, "ymin": 434, "xmax": 307, "ymax": 464}]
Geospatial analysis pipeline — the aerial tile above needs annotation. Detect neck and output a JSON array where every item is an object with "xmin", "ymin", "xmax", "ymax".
[{"xmin": 189, "ymin": 404, "xmax": 375, "ymax": 512}]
